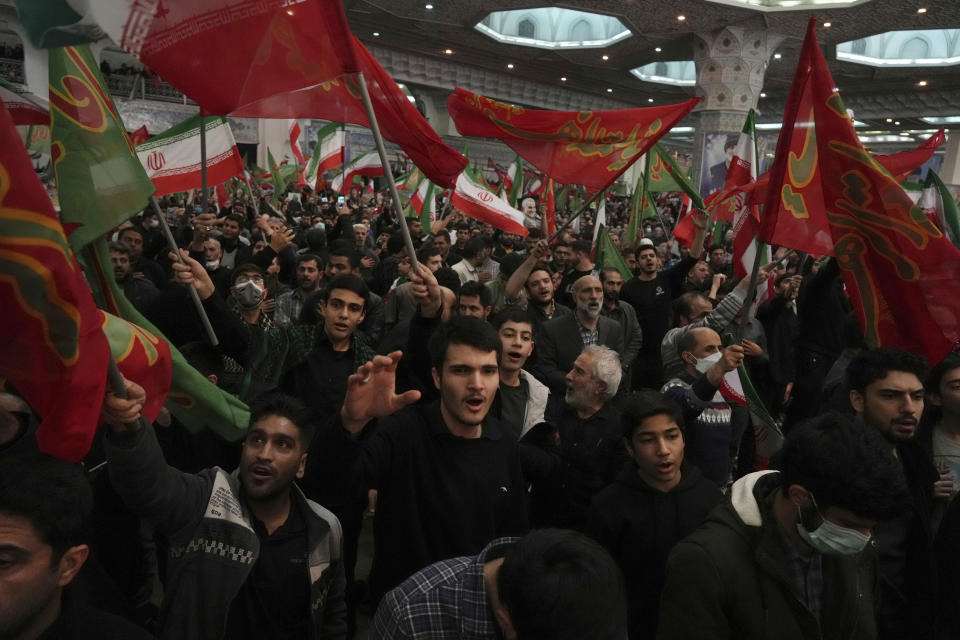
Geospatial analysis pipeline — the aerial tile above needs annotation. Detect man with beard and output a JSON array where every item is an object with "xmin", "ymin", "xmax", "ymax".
[
  {"xmin": 273, "ymin": 254, "xmax": 323, "ymax": 327},
  {"xmin": 504, "ymin": 241, "xmax": 571, "ymax": 335},
  {"xmin": 556, "ymin": 240, "xmax": 595, "ymax": 308},
  {"xmin": 536, "ymin": 275, "xmax": 623, "ymax": 395},
  {"xmin": 217, "ymin": 213, "xmax": 252, "ymax": 269},
  {"xmin": 118, "ymin": 226, "xmax": 165, "ymax": 289},
  {"xmin": 110, "ymin": 241, "xmax": 159, "ymax": 313},
  {"xmin": 336, "ymin": 309, "xmax": 529, "ymax": 604},
  {"xmin": 847, "ymin": 349, "xmax": 940, "ymax": 640},
  {"xmin": 101, "ymin": 390, "xmax": 346, "ymax": 640},
  {"xmin": 530, "ymin": 345, "xmax": 624, "ymax": 530},
  {"xmin": 600, "ymin": 268, "xmax": 642, "ymax": 395}
]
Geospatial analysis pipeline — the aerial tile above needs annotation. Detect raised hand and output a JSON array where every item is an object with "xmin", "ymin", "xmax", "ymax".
[
  {"xmin": 169, "ymin": 249, "xmax": 216, "ymax": 300},
  {"xmin": 340, "ymin": 351, "xmax": 422, "ymax": 436}
]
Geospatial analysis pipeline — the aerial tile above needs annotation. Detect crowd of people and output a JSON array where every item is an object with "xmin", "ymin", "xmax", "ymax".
[{"xmin": 2, "ymin": 178, "xmax": 960, "ymax": 640}]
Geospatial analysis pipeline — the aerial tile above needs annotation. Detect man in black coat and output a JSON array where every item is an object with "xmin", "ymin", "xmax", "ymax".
[
  {"xmin": 535, "ymin": 274, "xmax": 623, "ymax": 395},
  {"xmin": 588, "ymin": 390, "xmax": 721, "ymax": 639}
]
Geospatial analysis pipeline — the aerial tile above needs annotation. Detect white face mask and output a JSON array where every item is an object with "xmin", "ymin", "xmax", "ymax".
[
  {"xmin": 692, "ymin": 351, "xmax": 723, "ymax": 374},
  {"xmin": 147, "ymin": 218, "xmax": 160, "ymax": 228},
  {"xmin": 796, "ymin": 495, "xmax": 871, "ymax": 555}
]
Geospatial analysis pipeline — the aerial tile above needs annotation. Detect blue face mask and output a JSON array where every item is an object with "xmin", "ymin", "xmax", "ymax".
[{"xmin": 796, "ymin": 494, "xmax": 871, "ymax": 555}]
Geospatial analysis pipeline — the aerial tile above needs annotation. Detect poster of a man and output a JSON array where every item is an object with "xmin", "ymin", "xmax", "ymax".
[{"xmin": 700, "ymin": 133, "xmax": 739, "ymax": 197}]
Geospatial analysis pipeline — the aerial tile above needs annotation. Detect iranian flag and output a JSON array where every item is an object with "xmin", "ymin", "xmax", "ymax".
[
  {"xmin": 303, "ymin": 122, "xmax": 345, "ymax": 189},
  {"xmin": 331, "ymin": 149, "xmax": 383, "ymax": 194},
  {"xmin": 591, "ymin": 195, "xmax": 607, "ymax": 248},
  {"xmin": 0, "ymin": 77, "xmax": 48, "ymax": 125},
  {"xmin": 918, "ymin": 170, "xmax": 960, "ymax": 249},
  {"xmin": 411, "ymin": 177, "xmax": 440, "ymax": 230},
  {"xmin": 452, "ymin": 169, "xmax": 529, "ymax": 237},
  {"xmin": 136, "ymin": 114, "xmax": 243, "ymax": 196}
]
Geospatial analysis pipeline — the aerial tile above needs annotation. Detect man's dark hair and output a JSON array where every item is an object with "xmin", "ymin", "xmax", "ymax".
[
  {"xmin": 248, "ymin": 393, "xmax": 314, "ymax": 449},
  {"xmin": 0, "ymin": 450, "xmax": 93, "ymax": 562},
  {"xmin": 500, "ymin": 252, "xmax": 526, "ymax": 278},
  {"xmin": 386, "ymin": 232, "xmax": 406, "ymax": 255},
  {"xmin": 458, "ymin": 280, "xmax": 492, "ymax": 309},
  {"xmin": 230, "ymin": 262, "xmax": 266, "ymax": 285},
  {"xmin": 434, "ymin": 267, "xmax": 461, "ymax": 295},
  {"xmin": 498, "ymin": 529, "xmax": 627, "ymax": 640},
  {"xmin": 570, "ymin": 239, "xmax": 592, "ymax": 255},
  {"xmin": 598, "ymin": 267, "xmax": 624, "ymax": 283},
  {"xmin": 672, "ymin": 291, "xmax": 709, "ymax": 326},
  {"xmin": 305, "ymin": 227, "xmax": 327, "ymax": 252},
  {"xmin": 491, "ymin": 306, "xmax": 534, "ymax": 332},
  {"xmin": 118, "ymin": 226, "xmax": 146, "ymax": 242},
  {"xmin": 328, "ymin": 240, "xmax": 361, "ymax": 269},
  {"xmin": 924, "ymin": 352, "xmax": 960, "ymax": 427},
  {"xmin": 428, "ymin": 316, "xmax": 501, "ymax": 373},
  {"xmin": 708, "ymin": 243, "xmax": 725, "ymax": 254},
  {"xmin": 180, "ymin": 341, "xmax": 225, "ymax": 382},
  {"xmin": 776, "ymin": 412, "xmax": 909, "ymax": 519},
  {"xmin": 526, "ymin": 227, "xmax": 544, "ymax": 240},
  {"xmin": 416, "ymin": 246, "xmax": 442, "ymax": 264},
  {"xmin": 462, "ymin": 236, "xmax": 487, "ymax": 260},
  {"xmin": 109, "ymin": 241, "xmax": 132, "ymax": 257},
  {"xmin": 432, "ymin": 229, "xmax": 451, "ymax": 243},
  {"xmin": 846, "ymin": 348, "xmax": 928, "ymax": 394},
  {"xmin": 224, "ymin": 213, "xmax": 244, "ymax": 226},
  {"xmin": 319, "ymin": 273, "xmax": 369, "ymax": 309},
  {"xmin": 620, "ymin": 390, "xmax": 685, "ymax": 439},
  {"xmin": 527, "ymin": 263, "xmax": 554, "ymax": 282},
  {"xmin": 296, "ymin": 253, "xmax": 323, "ymax": 269}
]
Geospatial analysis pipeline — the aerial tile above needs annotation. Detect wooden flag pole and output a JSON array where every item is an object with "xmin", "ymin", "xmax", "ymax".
[{"xmin": 355, "ymin": 72, "xmax": 420, "ymax": 271}]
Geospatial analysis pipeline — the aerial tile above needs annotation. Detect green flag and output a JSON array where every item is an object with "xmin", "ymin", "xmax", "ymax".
[
  {"xmin": 646, "ymin": 144, "xmax": 705, "ymax": 209},
  {"xmin": 82, "ymin": 238, "xmax": 250, "ymax": 439},
  {"xmin": 593, "ymin": 224, "xmax": 632, "ymax": 281},
  {"xmin": 919, "ymin": 171, "xmax": 960, "ymax": 249},
  {"xmin": 624, "ymin": 171, "xmax": 659, "ymax": 246},
  {"xmin": 267, "ymin": 149, "xmax": 291, "ymax": 205},
  {"xmin": 507, "ymin": 155, "xmax": 524, "ymax": 207},
  {"xmin": 49, "ymin": 44, "xmax": 154, "ymax": 251}
]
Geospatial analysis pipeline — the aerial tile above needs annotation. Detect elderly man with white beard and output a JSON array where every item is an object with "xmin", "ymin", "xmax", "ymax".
[{"xmin": 534, "ymin": 275, "xmax": 624, "ymax": 396}]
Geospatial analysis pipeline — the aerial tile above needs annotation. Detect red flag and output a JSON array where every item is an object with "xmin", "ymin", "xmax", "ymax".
[
  {"xmin": 0, "ymin": 99, "xmax": 111, "ymax": 461},
  {"xmin": 132, "ymin": 0, "xmax": 465, "ymax": 188},
  {"xmin": 772, "ymin": 18, "xmax": 960, "ymax": 363},
  {"xmin": 878, "ymin": 129, "xmax": 946, "ymax": 182},
  {"xmin": 544, "ymin": 178, "xmax": 556, "ymax": 236},
  {"xmin": 129, "ymin": 125, "xmax": 149, "ymax": 146},
  {"xmin": 448, "ymin": 88, "xmax": 699, "ymax": 192}
]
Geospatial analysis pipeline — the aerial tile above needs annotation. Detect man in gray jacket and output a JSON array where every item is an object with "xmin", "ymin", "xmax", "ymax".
[{"xmin": 102, "ymin": 388, "xmax": 346, "ymax": 640}]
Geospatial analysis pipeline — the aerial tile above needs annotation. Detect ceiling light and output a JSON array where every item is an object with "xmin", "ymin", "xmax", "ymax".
[
  {"xmin": 917, "ymin": 7, "xmax": 927, "ymax": 13},
  {"xmin": 444, "ymin": 49, "xmax": 453, "ymax": 54},
  {"xmin": 602, "ymin": 55, "xmax": 609, "ymax": 61},
  {"xmin": 823, "ymin": 22, "xmax": 832, "ymax": 27},
  {"xmin": 507, "ymin": 63, "xmax": 514, "ymax": 69},
  {"xmin": 655, "ymin": 47, "xmax": 662, "ymax": 52},
  {"xmin": 677, "ymin": 14, "xmax": 686, "ymax": 21},
  {"xmin": 560, "ymin": 76, "xmax": 567, "ymax": 81},
  {"xmin": 286, "ymin": 9, "xmax": 294, "ymax": 15},
  {"xmin": 607, "ymin": 88, "xmax": 613, "ymax": 92},
  {"xmin": 760, "ymin": 92, "xmax": 767, "ymax": 97},
  {"xmin": 895, "ymin": 120, "xmax": 901, "ymax": 125},
  {"xmin": 373, "ymin": 32, "xmax": 380, "ymax": 36},
  {"xmin": 774, "ymin": 53, "xmax": 782, "ymax": 59},
  {"xmin": 648, "ymin": 98, "xmax": 654, "ymax": 102},
  {"xmin": 886, "ymin": 117, "xmax": 893, "ymax": 122},
  {"xmin": 424, "ymin": 3, "xmax": 433, "ymax": 9},
  {"xmin": 918, "ymin": 80, "xmax": 928, "ymax": 86}
]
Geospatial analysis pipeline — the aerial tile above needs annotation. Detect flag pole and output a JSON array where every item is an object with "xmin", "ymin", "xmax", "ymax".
[
  {"xmin": 150, "ymin": 196, "xmax": 219, "ymax": 346},
  {"xmin": 355, "ymin": 72, "xmax": 420, "ymax": 271},
  {"xmin": 547, "ymin": 186, "xmax": 607, "ymax": 243},
  {"xmin": 736, "ymin": 240, "xmax": 766, "ymax": 343},
  {"xmin": 199, "ymin": 110, "xmax": 209, "ymax": 214}
]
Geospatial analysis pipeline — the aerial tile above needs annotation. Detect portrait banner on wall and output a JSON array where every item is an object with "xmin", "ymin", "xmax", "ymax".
[{"xmin": 699, "ymin": 131, "xmax": 740, "ymax": 197}]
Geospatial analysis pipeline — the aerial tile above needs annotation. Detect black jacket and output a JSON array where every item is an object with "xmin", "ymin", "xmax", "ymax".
[
  {"xmin": 588, "ymin": 461, "xmax": 722, "ymax": 639},
  {"xmin": 658, "ymin": 471, "xmax": 880, "ymax": 640}
]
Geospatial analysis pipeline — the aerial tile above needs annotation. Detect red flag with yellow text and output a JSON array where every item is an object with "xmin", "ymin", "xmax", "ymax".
[
  {"xmin": 0, "ymin": 97, "xmax": 110, "ymax": 461},
  {"xmin": 767, "ymin": 18, "xmax": 960, "ymax": 362},
  {"xmin": 447, "ymin": 88, "xmax": 699, "ymax": 192}
]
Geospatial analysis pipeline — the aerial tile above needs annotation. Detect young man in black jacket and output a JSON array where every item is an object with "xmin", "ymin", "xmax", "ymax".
[{"xmin": 588, "ymin": 390, "xmax": 721, "ymax": 639}]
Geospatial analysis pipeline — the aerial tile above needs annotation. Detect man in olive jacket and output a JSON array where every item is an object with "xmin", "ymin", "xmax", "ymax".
[{"xmin": 658, "ymin": 413, "xmax": 909, "ymax": 640}]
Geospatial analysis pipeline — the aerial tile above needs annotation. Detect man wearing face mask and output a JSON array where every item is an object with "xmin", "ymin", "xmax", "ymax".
[
  {"xmin": 229, "ymin": 264, "xmax": 272, "ymax": 328},
  {"xmin": 658, "ymin": 413, "xmax": 909, "ymax": 640},
  {"xmin": 661, "ymin": 327, "xmax": 749, "ymax": 487}
]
